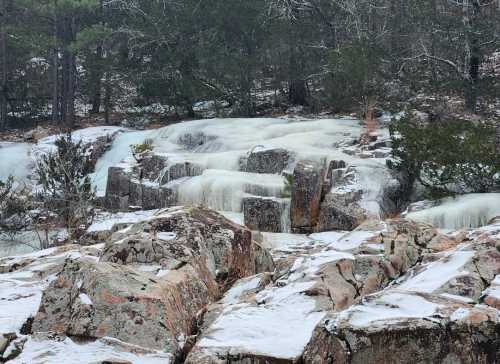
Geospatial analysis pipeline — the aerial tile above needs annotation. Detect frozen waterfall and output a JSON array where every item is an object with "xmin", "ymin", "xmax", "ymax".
[{"xmin": 405, "ymin": 193, "xmax": 500, "ymax": 230}]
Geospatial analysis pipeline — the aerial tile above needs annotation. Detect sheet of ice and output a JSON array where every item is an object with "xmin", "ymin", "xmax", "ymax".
[
  {"xmin": 198, "ymin": 282, "xmax": 324, "ymax": 359},
  {"xmin": 176, "ymin": 169, "xmax": 284, "ymax": 212},
  {"xmin": 406, "ymin": 193, "xmax": 500, "ymax": 229},
  {"xmin": 398, "ymin": 250, "xmax": 474, "ymax": 293},
  {"xmin": 309, "ymin": 231, "xmax": 376, "ymax": 251},
  {"xmin": 12, "ymin": 336, "xmax": 171, "ymax": 364},
  {"xmin": 0, "ymin": 142, "xmax": 33, "ymax": 182},
  {"xmin": 338, "ymin": 292, "xmax": 440, "ymax": 328},
  {"xmin": 87, "ymin": 210, "xmax": 159, "ymax": 232},
  {"xmin": 450, "ymin": 307, "xmax": 471, "ymax": 321},
  {"xmin": 439, "ymin": 293, "xmax": 474, "ymax": 303},
  {"xmin": 218, "ymin": 211, "xmax": 244, "ymax": 225},
  {"xmin": 40, "ymin": 118, "xmax": 388, "ymax": 214},
  {"xmin": 222, "ymin": 275, "xmax": 262, "ymax": 305},
  {"xmin": 90, "ymin": 129, "xmax": 151, "ymax": 195}
]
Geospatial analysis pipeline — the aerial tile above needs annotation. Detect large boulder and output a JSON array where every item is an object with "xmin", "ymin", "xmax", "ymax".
[
  {"xmin": 101, "ymin": 206, "xmax": 274, "ymax": 282},
  {"xmin": 246, "ymin": 148, "xmax": 292, "ymax": 174},
  {"xmin": 243, "ymin": 196, "xmax": 290, "ymax": 233},
  {"xmin": 317, "ymin": 165, "xmax": 402, "ymax": 232},
  {"xmin": 104, "ymin": 166, "xmax": 176, "ymax": 211},
  {"xmin": 290, "ymin": 160, "xmax": 325, "ymax": 233},
  {"xmin": 32, "ymin": 207, "xmax": 274, "ymax": 357},
  {"xmin": 33, "ymin": 258, "xmax": 208, "ymax": 353},
  {"xmin": 304, "ymin": 293, "xmax": 500, "ymax": 364}
]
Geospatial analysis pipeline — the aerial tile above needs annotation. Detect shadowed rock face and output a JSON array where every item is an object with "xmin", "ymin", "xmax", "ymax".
[
  {"xmin": 104, "ymin": 166, "xmax": 177, "ymax": 211},
  {"xmin": 31, "ymin": 207, "xmax": 274, "ymax": 358},
  {"xmin": 243, "ymin": 196, "xmax": 290, "ymax": 233},
  {"xmin": 291, "ymin": 160, "xmax": 325, "ymax": 233},
  {"xmin": 246, "ymin": 148, "xmax": 292, "ymax": 174}
]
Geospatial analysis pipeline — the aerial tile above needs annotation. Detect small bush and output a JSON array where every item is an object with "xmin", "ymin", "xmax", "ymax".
[
  {"xmin": 389, "ymin": 115, "xmax": 500, "ymax": 197},
  {"xmin": 0, "ymin": 176, "xmax": 31, "ymax": 241},
  {"xmin": 36, "ymin": 134, "xmax": 96, "ymax": 239},
  {"xmin": 130, "ymin": 138, "xmax": 154, "ymax": 161},
  {"xmin": 280, "ymin": 174, "xmax": 293, "ymax": 198}
]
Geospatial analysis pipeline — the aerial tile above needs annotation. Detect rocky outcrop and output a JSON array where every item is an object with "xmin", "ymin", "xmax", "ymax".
[
  {"xmin": 104, "ymin": 166, "xmax": 176, "ymax": 211},
  {"xmin": 246, "ymin": 148, "xmax": 292, "ymax": 174},
  {"xmin": 243, "ymin": 196, "xmax": 290, "ymax": 233},
  {"xmin": 138, "ymin": 153, "xmax": 203, "ymax": 184},
  {"xmin": 32, "ymin": 207, "xmax": 274, "ymax": 358},
  {"xmin": 317, "ymin": 165, "xmax": 402, "ymax": 232},
  {"xmin": 101, "ymin": 206, "xmax": 274, "ymax": 281},
  {"xmin": 317, "ymin": 189, "xmax": 367, "ymax": 231},
  {"xmin": 290, "ymin": 160, "xmax": 325, "ymax": 233},
  {"xmin": 104, "ymin": 152, "xmax": 205, "ymax": 211},
  {"xmin": 304, "ymin": 297, "xmax": 500, "ymax": 364},
  {"xmin": 33, "ymin": 258, "xmax": 198, "ymax": 353},
  {"xmin": 185, "ymin": 219, "xmax": 447, "ymax": 363},
  {"xmin": 303, "ymin": 225, "xmax": 500, "ymax": 364}
]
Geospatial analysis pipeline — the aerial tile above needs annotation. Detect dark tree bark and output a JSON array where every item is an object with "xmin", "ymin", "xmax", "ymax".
[
  {"xmin": 60, "ymin": 16, "xmax": 76, "ymax": 129},
  {"xmin": 496, "ymin": 125, "xmax": 500, "ymax": 154},
  {"xmin": 0, "ymin": 0, "xmax": 8, "ymax": 130},
  {"xmin": 90, "ymin": 45, "xmax": 103, "ymax": 114},
  {"xmin": 288, "ymin": 48, "xmax": 308, "ymax": 106},
  {"xmin": 51, "ymin": 47, "xmax": 60, "ymax": 123},
  {"xmin": 90, "ymin": 0, "xmax": 105, "ymax": 114},
  {"xmin": 464, "ymin": 0, "xmax": 481, "ymax": 112},
  {"xmin": 103, "ymin": 72, "xmax": 111, "ymax": 124}
]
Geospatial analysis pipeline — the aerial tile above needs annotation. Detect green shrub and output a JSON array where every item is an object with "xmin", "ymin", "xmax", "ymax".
[
  {"xmin": 280, "ymin": 174, "xmax": 293, "ymax": 198},
  {"xmin": 389, "ymin": 116, "xmax": 500, "ymax": 197},
  {"xmin": 0, "ymin": 176, "xmax": 31, "ymax": 241},
  {"xmin": 130, "ymin": 138, "xmax": 154, "ymax": 156},
  {"xmin": 36, "ymin": 134, "xmax": 96, "ymax": 238}
]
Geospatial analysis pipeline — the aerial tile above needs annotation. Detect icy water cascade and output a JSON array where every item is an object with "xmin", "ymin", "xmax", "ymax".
[
  {"xmin": 93, "ymin": 117, "xmax": 386, "ymax": 214},
  {"xmin": 405, "ymin": 193, "xmax": 500, "ymax": 230},
  {"xmin": 90, "ymin": 130, "xmax": 151, "ymax": 196},
  {"xmin": 0, "ymin": 142, "xmax": 33, "ymax": 182}
]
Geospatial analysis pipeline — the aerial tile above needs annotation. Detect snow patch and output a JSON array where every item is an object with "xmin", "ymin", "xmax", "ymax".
[{"xmin": 398, "ymin": 250, "xmax": 474, "ymax": 294}]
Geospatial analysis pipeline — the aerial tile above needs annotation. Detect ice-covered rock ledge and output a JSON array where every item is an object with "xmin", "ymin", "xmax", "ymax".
[
  {"xmin": 99, "ymin": 118, "xmax": 404, "ymax": 233},
  {"xmin": 185, "ymin": 218, "xmax": 500, "ymax": 364}
]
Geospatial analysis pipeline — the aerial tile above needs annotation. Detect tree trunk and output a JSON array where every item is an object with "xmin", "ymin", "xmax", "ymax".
[
  {"xmin": 496, "ymin": 125, "xmax": 500, "ymax": 154},
  {"xmin": 103, "ymin": 72, "xmax": 111, "ymax": 124},
  {"xmin": 51, "ymin": 48, "xmax": 59, "ymax": 123},
  {"xmin": 288, "ymin": 46, "xmax": 308, "ymax": 106},
  {"xmin": 288, "ymin": 79, "xmax": 308, "ymax": 106},
  {"xmin": 464, "ymin": 0, "xmax": 481, "ymax": 113},
  {"xmin": 51, "ymin": 0, "xmax": 60, "ymax": 124},
  {"xmin": 90, "ymin": 45, "xmax": 103, "ymax": 114},
  {"xmin": 60, "ymin": 16, "xmax": 76, "ymax": 129},
  {"xmin": 90, "ymin": 0, "xmax": 105, "ymax": 114},
  {"xmin": 0, "ymin": 0, "xmax": 8, "ymax": 130}
]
